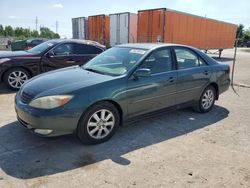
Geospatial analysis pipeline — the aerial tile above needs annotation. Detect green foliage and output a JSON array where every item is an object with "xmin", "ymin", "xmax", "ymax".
[
  {"xmin": 237, "ymin": 24, "xmax": 250, "ymax": 45},
  {"xmin": 40, "ymin": 27, "xmax": 60, "ymax": 39},
  {"xmin": 0, "ymin": 25, "xmax": 4, "ymax": 36},
  {"xmin": 4, "ymin": 26, "xmax": 14, "ymax": 37},
  {"xmin": 0, "ymin": 24, "xmax": 60, "ymax": 39},
  {"xmin": 237, "ymin": 24, "xmax": 244, "ymax": 38}
]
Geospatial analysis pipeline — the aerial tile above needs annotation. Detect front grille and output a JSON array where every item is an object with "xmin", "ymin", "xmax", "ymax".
[{"xmin": 21, "ymin": 91, "xmax": 34, "ymax": 104}]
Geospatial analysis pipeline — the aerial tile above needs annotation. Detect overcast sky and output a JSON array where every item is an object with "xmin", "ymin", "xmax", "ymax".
[{"xmin": 0, "ymin": 0, "xmax": 249, "ymax": 38}]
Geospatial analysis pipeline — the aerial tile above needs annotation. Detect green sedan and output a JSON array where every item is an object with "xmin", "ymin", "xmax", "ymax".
[{"xmin": 15, "ymin": 43, "xmax": 230, "ymax": 144}]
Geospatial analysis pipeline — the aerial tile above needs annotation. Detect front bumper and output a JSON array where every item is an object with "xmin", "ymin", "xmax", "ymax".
[{"xmin": 15, "ymin": 93, "xmax": 83, "ymax": 137}]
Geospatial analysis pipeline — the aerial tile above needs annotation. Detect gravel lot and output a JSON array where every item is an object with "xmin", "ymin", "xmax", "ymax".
[{"xmin": 0, "ymin": 48, "xmax": 249, "ymax": 188}]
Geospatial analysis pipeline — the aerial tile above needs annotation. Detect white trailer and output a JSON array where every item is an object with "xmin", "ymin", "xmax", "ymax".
[
  {"xmin": 109, "ymin": 12, "xmax": 137, "ymax": 46},
  {"xmin": 72, "ymin": 17, "xmax": 88, "ymax": 39}
]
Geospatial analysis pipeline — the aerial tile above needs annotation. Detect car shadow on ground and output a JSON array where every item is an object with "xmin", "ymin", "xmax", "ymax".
[
  {"xmin": 0, "ymin": 83, "xmax": 15, "ymax": 95},
  {"xmin": 0, "ymin": 105, "xmax": 229, "ymax": 179}
]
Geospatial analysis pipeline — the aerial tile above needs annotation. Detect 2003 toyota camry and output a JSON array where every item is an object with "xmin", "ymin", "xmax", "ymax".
[{"xmin": 15, "ymin": 43, "xmax": 230, "ymax": 144}]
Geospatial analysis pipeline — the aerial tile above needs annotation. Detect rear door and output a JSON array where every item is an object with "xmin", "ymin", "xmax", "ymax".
[
  {"xmin": 174, "ymin": 47, "xmax": 211, "ymax": 104},
  {"xmin": 74, "ymin": 43, "xmax": 104, "ymax": 65},
  {"xmin": 127, "ymin": 47, "xmax": 177, "ymax": 118}
]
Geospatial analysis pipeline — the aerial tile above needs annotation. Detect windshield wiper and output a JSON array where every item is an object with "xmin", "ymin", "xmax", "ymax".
[{"xmin": 84, "ymin": 67, "xmax": 106, "ymax": 74}]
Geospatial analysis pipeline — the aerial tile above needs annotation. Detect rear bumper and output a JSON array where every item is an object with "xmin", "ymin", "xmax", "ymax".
[{"xmin": 15, "ymin": 94, "xmax": 83, "ymax": 137}]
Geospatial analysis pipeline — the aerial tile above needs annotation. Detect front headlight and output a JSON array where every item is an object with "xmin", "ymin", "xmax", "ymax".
[{"xmin": 29, "ymin": 95, "xmax": 73, "ymax": 109}]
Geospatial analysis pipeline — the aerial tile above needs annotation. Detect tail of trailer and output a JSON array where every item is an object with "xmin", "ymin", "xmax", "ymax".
[
  {"xmin": 109, "ymin": 12, "xmax": 137, "ymax": 47},
  {"xmin": 72, "ymin": 17, "xmax": 88, "ymax": 39},
  {"xmin": 137, "ymin": 8, "xmax": 237, "ymax": 51},
  {"xmin": 88, "ymin": 15, "xmax": 110, "ymax": 46}
]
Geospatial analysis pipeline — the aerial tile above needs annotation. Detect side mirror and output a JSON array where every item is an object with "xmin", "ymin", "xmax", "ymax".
[
  {"xmin": 133, "ymin": 68, "xmax": 151, "ymax": 78},
  {"xmin": 46, "ymin": 51, "xmax": 54, "ymax": 58}
]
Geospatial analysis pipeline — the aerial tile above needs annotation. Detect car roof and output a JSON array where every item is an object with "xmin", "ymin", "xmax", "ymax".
[
  {"xmin": 47, "ymin": 39, "xmax": 106, "ymax": 49},
  {"xmin": 117, "ymin": 43, "xmax": 193, "ymax": 50}
]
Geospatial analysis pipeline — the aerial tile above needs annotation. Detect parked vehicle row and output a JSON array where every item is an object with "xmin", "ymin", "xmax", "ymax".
[
  {"xmin": 0, "ymin": 39, "xmax": 105, "ymax": 90},
  {"xmin": 15, "ymin": 43, "xmax": 230, "ymax": 144}
]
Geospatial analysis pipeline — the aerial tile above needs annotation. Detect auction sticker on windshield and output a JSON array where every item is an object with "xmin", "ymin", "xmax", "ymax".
[{"xmin": 129, "ymin": 49, "xmax": 146, "ymax": 55}]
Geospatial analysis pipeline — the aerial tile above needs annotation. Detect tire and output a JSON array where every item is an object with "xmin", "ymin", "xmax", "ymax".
[
  {"xmin": 3, "ymin": 67, "xmax": 30, "ymax": 90},
  {"xmin": 194, "ymin": 85, "xmax": 216, "ymax": 113},
  {"xmin": 77, "ymin": 102, "xmax": 120, "ymax": 145}
]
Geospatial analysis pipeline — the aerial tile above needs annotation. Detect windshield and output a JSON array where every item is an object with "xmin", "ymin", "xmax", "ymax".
[
  {"xmin": 27, "ymin": 41, "xmax": 57, "ymax": 53},
  {"xmin": 83, "ymin": 47, "xmax": 147, "ymax": 76}
]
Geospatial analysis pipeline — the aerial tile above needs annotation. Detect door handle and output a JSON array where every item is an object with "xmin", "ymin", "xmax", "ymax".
[
  {"xmin": 203, "ymin": 70, "xmax": 209, "ymax": 75},
  {"xmin": 66, "ymin": 60, "xmax": 75, "ymax": 63},
  {"xmin": 168, "ymin": 77, "xmax": 175, "ymax": 83}
]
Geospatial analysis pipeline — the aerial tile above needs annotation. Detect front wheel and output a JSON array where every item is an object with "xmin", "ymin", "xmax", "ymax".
[
  {"xmin": 3, "ymin": 68, "xmax": 30, "ymax": 90},
  {"xmin": 77, "ymin": 102, "xmax": 120, "ymax": 145},
  {"xmin": 194, "ymin": 86, "xmax": 216, "ymax": 113}
]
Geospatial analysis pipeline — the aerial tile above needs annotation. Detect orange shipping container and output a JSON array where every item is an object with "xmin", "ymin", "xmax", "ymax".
[
  {"xmin": 88, "ymin": 14, "xmax": 110, "ymax": 46},
  {"xmin": 137, "ymin": 8, "xmax": 237, "ymax": 50}
]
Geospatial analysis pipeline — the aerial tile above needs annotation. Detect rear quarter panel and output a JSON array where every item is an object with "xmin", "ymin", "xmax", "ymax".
[{"xmin": 211, "ymin": 63, "xmax": 230, "ymax": 94}]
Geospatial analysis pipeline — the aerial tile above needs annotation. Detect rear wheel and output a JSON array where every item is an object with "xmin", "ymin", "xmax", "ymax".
[
  {"xmin": 3, "ymin": 68, "xmax": 30, "ymax": 90},
  {"xmin": 194, "ymin": 85, "xmax": 216, "ymax": 113},
  {"xmin": 77, "ymin": 102, "xmax": 120, "ymax": 145}
]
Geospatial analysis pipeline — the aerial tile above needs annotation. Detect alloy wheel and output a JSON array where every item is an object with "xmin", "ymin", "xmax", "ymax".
[
  {"xmin": 8, "ymin": 71, "xmax": 28, "ymax": 89},
  {"xmin": 201, "ymin": 89, "xmax": 214, "ymax": 110},
  {"xmin": 87, "ymin": 109, "xmax": 115, "ymax": 139}
]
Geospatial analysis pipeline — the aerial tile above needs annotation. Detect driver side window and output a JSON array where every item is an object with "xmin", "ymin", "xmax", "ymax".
[
  {"xmin": 139, "ymin": 48, "xmax": 173, "ymax": 74},
  {"xmin": 53, "ymin": 43, "xmax": 74, "ymax": 56}
]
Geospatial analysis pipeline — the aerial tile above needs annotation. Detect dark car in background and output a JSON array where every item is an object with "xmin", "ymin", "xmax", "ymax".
[
  {"xmin": 11, "ymin": 38, "xmax": 46, "ymax": 51},
  {"xmin": 15, "ymin": 43, "xmax": 230, "ymax": 145},
  {"xmin": 26, "ymin": 39, "xmax": 46, "ymax": 50},
  {"xmin": 0, "ymin": 39, "xmax": 105, "ymax": 90}
]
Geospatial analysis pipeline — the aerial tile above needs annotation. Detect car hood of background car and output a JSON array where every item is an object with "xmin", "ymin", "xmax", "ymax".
[
  {"xmin": 0, "ymin": 51, "xmax": 36, "ymax": 58},
  {"xmin": 21, "ymin": 66, "xmax": 116, "ymax": 97}
]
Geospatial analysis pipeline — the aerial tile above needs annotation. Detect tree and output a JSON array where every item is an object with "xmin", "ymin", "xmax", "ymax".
[
  {"xmin": 0, "ymin": 25, "xmax": 4, "ymax": 36},
  {"xmin": 4, "ymin": 25, "xmax": 14, "ymax": 36},
  {"xmin": 0, "ymin": 25, "xmax": 60, "ymax": 39},
  {"xmin": 40, "ymin": 27, "xmax": 60, "ymax": 39},
  {"xmin": 243, "ymin": 28, "xmax": 250, "ymax": 43},
  {"xmin": 54, "ymin": 33, "xmax": 60, "ymax": 39},
  {"xmin": 237, "ymin": 24, "xmax": 244, "ymax": 38},
  {"xmin": 31, "ymin": 30, "xmax": 39, "ymax": 37}
]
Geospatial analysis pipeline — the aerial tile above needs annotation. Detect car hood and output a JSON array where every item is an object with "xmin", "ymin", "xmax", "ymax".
[
  {"xmin": 0, "ymin": 51, "xmax": 36, "ymax": 58},
  {"xmin": 21, "ymin": 66, "xmax": 115, "ymax": 97}
]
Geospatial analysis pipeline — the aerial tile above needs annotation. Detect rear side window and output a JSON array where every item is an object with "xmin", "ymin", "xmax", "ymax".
[
  {"xmin": 175, "ymin": 48, "xmax": 201, "ymax": 69},
  {"xmin": 139, "ymin": 48, "xmax": 173, "ymax": 74},
  {"xmin": 75, "ymin": 44, "xmax": 103, "ymax": 55}
]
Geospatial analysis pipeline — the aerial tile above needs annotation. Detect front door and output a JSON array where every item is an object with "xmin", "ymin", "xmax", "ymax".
[
  {"xmin": 41, "ymin": 43, "xmax": 79, "ymax": 72},
  {"xmin": 127, "ymin": 47, "xmax": 177, "ymax": 118}
]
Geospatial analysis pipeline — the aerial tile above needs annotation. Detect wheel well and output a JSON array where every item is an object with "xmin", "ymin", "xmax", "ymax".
[
  {"xmin": 1, "ymin": 66, "xmax": 33, "ymax": 81},
  {"xmin": 82, "ymin": 99, "xmax": 124, "ymax": 126},
  {"xmin": 210, "ymin": 83, "xmax": 219, "ymax": 100},
  {"xmin": 103, "ymin": 100, "xmax": 123, "ymax": 126}
]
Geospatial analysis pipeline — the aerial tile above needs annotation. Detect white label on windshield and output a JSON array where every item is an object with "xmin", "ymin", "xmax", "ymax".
[
  {"xmin": 47, "ymin": 43, "xmax": 53, "ymax": 46},
  {"xmin": 129, "ymin": 49, "xmax": 146, "ymax": 55}
]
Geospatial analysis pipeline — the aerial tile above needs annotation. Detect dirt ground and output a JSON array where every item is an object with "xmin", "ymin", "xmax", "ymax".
[{"xmin": 0, "ymin": 48, "xmax": 250, "ymax": 188}]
